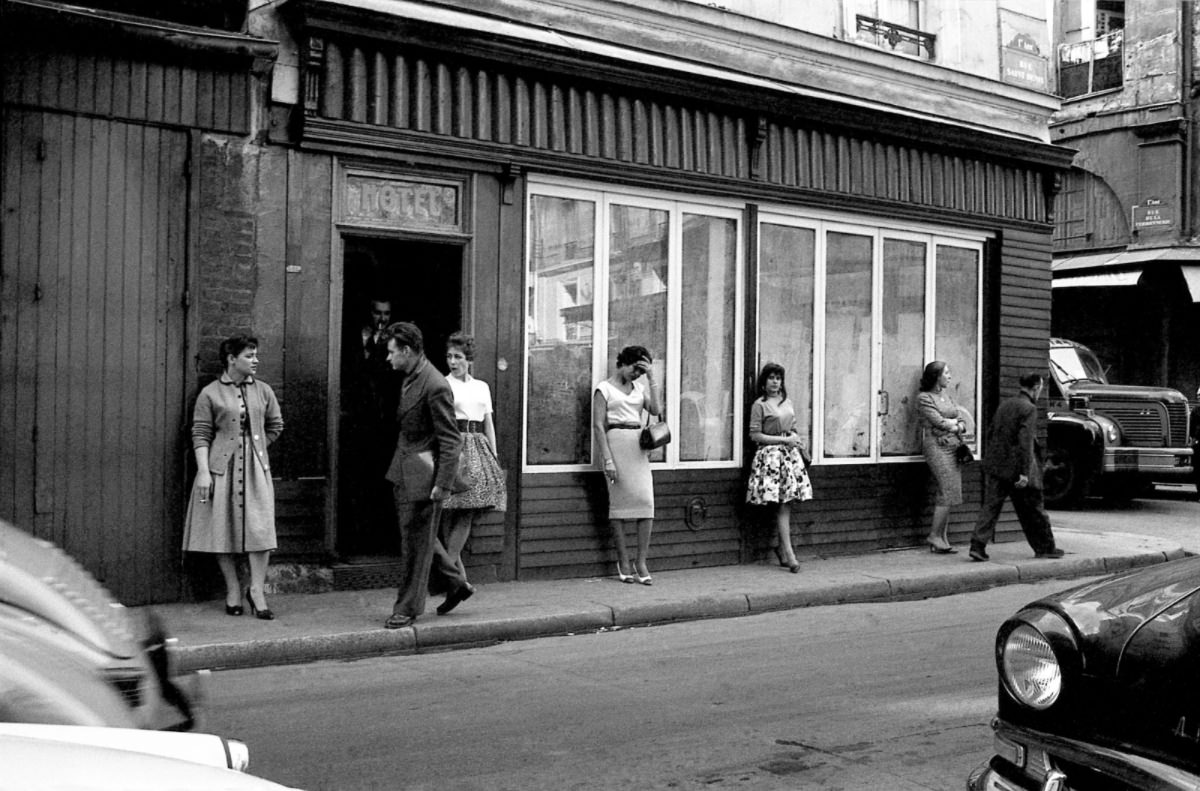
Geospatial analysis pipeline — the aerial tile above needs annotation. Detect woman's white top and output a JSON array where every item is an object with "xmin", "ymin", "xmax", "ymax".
[
  {"xmin": 595, "ymin": 379, "xmax": 647, "ymax": 425},
  {"xmin": 448, "ymin": 374, "xmax": 493, "ymax": 422}
]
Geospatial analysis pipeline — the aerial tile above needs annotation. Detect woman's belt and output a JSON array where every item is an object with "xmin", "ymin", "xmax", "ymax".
[
  {"xmin": 456, "ymin": 419, "xmax": 483, "ymax": 433},
  {"xmin": 606, "ymin": 422, "xmax": 642, "ymax": 430}
]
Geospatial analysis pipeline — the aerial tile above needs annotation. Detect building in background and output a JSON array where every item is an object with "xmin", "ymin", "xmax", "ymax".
[
  {"xmin": 2, "ymin": 0, "xmax": 1069, "ymax": 603},
  {"xmin": 1050, "ymin": 0, "xmax": 1200, "ymax": 394}
]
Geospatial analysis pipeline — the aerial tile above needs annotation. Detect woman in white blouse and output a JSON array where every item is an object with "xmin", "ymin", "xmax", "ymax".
[
  {"xmin": 592, "ymin": 345, "xmax": 661, "ymax": 585},
  {"xmin": 437, "ymin": 332, "xmax": 506, "ymax": 603}
]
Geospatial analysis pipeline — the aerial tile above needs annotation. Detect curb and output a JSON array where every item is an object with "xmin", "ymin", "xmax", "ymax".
[{"xmin": 172, "ymin": 552, "xmax": 1176, "ymax": 672}]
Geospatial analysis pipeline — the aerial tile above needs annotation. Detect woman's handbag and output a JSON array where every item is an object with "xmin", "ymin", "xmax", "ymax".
[
  {"xmin": 799, "ymin": 445, "xmax": 813, "ymax": 466},
  {"xmin": 955, "ymin": 442, "xmax": 975, "ymax": 464},
  {"xmin": 640, "ymin": 414, "xmax": 672, "ymax": 450}
]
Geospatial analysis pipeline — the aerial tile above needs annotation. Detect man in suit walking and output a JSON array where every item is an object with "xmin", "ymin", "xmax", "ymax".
[
  {"xmin": 968, "ymin": 371, "xmax": 1064, "ymax": 562},
  {"xmin": 382, "ymin": 322, "xmax": 473, "ymax": 629}
]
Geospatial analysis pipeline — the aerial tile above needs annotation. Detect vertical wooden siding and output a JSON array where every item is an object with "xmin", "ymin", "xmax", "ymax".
[
  {"xmin": 1, "ymin": 110, "xmax": 189, "ymax": 604},
  {"xmin": 997, "ymin": 229, "xmax": 1053, "ymax": 382},
  {"xmin": 303, "ymin": 34, "xmax": 1047, "ymax": 223},
  {"xmin": 2, "ymin": 44, "xmax": 253, "ymax": 134},
  {"xmin": 307, "ymin": 37, "xmax": 748, "ymax": 180}
]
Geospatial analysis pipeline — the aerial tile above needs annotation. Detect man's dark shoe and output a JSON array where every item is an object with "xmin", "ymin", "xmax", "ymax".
[
  {"xmin": 384, "ymin": 614, "xmax": 415, "ymax": 629},
  {"xmin": 1035, "ymin": 548, "xmax": 1065, "ymax": 559},
  {"xmin": 968, "ymin": 545, "xmax": 989, "ymax": 562},
  {"xmin": 436, "ymin": 585, "xmax": 474, "ymax": 616}
]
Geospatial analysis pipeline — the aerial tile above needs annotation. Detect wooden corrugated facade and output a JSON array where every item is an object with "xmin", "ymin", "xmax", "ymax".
[
  {"xmin": 1, "ymin": 0, "xmax": 1071, "ymax": 601},
  {"xmin": 283, "ymin": 12, "xmax": 1069, "ymax": 582}
]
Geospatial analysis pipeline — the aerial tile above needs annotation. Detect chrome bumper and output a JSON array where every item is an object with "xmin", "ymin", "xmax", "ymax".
[
  {"xmin": 968, "ymin": 719, "xmax": 1200, "ymax": 791},
  {"xmin": 1101, "ymin": 447, "xmax": 1192, "ymax": 475}
]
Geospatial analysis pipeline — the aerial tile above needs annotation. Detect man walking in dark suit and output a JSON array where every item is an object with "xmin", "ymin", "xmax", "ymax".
[
  {"xmin": 382, "ymin": 322, "xmax": 473, "ymax": 629},
  {"xmin": 968, "ymin": 371, "xmax": 1063, "ymax": 562}
]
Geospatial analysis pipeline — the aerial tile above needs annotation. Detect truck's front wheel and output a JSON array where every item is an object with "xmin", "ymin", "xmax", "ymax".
[{"xmin": 1043, "ymin": 444, "xmax": 1086, "ymax": 508}]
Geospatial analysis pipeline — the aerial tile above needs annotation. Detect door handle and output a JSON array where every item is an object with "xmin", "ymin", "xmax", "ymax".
[{"xmin": 878, "ymin": 390, "xmax": 889, "ymax": 416}]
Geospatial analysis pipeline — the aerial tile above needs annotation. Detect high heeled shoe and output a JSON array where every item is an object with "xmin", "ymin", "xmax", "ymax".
[
  {"xmin": 245, "ymin": 587, "xmax": 275, "ymax": 620},
  {"xmin": 926, "ymin": 539, "xmax": 958, "ymax": 555},
  {"xmin": 634, "ymin": 562, "xmax": 653, "ymax": 586},
  {"xmin": 224, "ymin": 602, "xmax": 243, "ymax": 616},
  {"xmin": 615, "ymin": 561, "xmax": 635, "ymax": 584}
]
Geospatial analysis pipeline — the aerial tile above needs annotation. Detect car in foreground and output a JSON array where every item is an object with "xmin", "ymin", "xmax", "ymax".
[
  {"xmin": 968, "ymin": 555, "xmax": 1200, "ymax": 790},
  {"xmin": 0, "ymin": 723, "xmax": 298, "ymax": 790},
  {"xmin": 0, "ymin": 519, "xmax": 198, "ymax": 729}
]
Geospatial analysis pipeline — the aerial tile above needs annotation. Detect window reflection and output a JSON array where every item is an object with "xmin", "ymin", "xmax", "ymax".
[
  {"xmin": 935, "ymin": 245, "xmax": 980, "ymax": 441},
  {"xmin": 607, "ymin": 204, "xmax": 670, "ymax": 461},
  {"xmin": 824, "ymin": 232, "xmax": 874, "ymax": 458},
  {"xmin": 680, "ymin": 214, "xmax": 737, "ymax": 461},
  {"xmin": 757, "ymin": 224, "xmax": 815, "ymax": 453},
  {"xmin": 526, "ymin": 195, "xmax": 596, "ymax": 465},
  {"xmin": 880, "ymin": 239, "xmax": 926, "ymax": 456}
]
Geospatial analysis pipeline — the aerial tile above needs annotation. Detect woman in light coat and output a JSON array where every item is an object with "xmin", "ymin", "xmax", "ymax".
[{"xmin": 182, "ymin": 334, "xmax": 284, "ymax": 619}]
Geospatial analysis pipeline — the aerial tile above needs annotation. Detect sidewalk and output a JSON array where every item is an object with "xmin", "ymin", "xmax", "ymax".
[{"xmin": 146, "ymin": 527, "xmax": 1189, "ymax": 673}]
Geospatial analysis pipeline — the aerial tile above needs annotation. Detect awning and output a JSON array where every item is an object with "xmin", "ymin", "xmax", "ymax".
[
  {"xmin": 1052, "ymin": 270, "xmax": 1142, "ymax": 289},
  {"xmin": 1182, "ymin": 265, "xmax": 1200, "ymax": 302},
  {"xmin": 1053, "ymin": 247, "xmax": 1200, "ymax": 273}
]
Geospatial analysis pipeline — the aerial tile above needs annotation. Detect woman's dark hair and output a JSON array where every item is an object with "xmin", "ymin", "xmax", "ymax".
[
  {"xmin": 616, "ymin": 345, "xmax": 652, "ymax": 367},
  {"xmin": 219, "ymin": 334, "xmax": 258, "ymax": 369},
  {"xmin": 446, "ymin": 331, "xmax": 476, "ymax": 361},
  {"xmin": 756, "ymin": 362, "xmax": 787, "ymax": 400},
  {"xmin": 919, "ymin": 361, "xmax": 948, "ymax": 392}
]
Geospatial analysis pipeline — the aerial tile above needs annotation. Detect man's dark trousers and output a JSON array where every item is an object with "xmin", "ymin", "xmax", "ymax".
[
  {"xmin": 392, "ymin": 496, "xmax": 468, "ymax": 619},
  {"xmin": 970, "ymin": 474, "xmax": 1056, "ymax": 554}
]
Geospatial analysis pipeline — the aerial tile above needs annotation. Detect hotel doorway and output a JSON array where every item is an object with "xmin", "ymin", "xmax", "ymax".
[{"xmin": 337, "ymin": 236, "xmax": 464, "ymax": 557}]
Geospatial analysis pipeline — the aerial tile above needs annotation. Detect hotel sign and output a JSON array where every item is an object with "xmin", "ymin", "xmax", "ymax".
[{"xmin": 342, "ymin": 175, "xmax": 461, "ymax": 232}]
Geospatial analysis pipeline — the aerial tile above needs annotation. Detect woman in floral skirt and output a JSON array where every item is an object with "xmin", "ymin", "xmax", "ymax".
[
  {"xmin": 746, "ymin": 362, "xmax": 812, "ymax": 573},
  {"xmin": 436, "ymin": 332, "xmax": 506, "ymax": 606}
]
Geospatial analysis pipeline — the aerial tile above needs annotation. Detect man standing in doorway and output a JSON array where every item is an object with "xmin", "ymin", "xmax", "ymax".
[
  {"xmin": 344, "ymin": 296, "xmax": 400, "ymax": 551},
  {"xmin": 968, "ymin": 371, "xmax": 1064, "ymax": 562},
  {"xmin": 382, "ymin": 322, "xmax": 472, "ymax": 629}
]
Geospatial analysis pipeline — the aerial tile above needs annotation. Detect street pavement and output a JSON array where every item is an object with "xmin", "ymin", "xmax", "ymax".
[{"xmin": 144, "ymin": 525, "xmax": 1189, "ymax": 673}]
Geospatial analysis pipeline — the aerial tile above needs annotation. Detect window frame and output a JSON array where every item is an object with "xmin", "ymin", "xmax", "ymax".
[
  {"xmin": 756, "ymin": 206, "xmax": 987, "ymax": 466},
  {"xmin": 522, "ymin": 177, "xmax": 746, "ymax": 473}
]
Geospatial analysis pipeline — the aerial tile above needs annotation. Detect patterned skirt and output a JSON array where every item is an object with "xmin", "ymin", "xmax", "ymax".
[
  {"xmin": 746, "ymin": 445, "xmax": 813, "ymax": 505},
  {"xmin": 444, "ymin": 432, "xmax": 507, "ymax": 511}
]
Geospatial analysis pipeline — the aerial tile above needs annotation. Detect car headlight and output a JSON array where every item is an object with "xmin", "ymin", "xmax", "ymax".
[
  {"xmin": 1000, "ymin": 624, "xmax": 1062, "ymax": 710},
  {"xmin": 1092, "ymin": 414, "xmax": 1120, "ymax": 444}
]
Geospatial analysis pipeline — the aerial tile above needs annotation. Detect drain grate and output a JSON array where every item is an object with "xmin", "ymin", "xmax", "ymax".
[{"xmin": 332, "ymin": 561, "xmax": 404, "ymax": 590}]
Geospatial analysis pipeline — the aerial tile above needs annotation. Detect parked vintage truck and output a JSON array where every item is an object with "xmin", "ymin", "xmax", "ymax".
[{"xmin": 1043, "ymin": 338, "xmax": 1193, "ymax": 507}]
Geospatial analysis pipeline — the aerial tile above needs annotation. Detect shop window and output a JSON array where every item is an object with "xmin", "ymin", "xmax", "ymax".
[
  {"xmin": 758, "ymin": 212, "xmax": 983, "ymax": 464},
  {"xmin": 756, "ymin": 223, "xmax": 815, "ymax": 455},
  {"xmin": 525, "ymin": 183, "xmax": 744, "ymax": 471},
  {"xmin": 880, "ymin": 238, "xmax": 927, "ymax": 457},
  {"xmin": 525, "ymin": 195, "xmax": 597, "ymax": 466}
]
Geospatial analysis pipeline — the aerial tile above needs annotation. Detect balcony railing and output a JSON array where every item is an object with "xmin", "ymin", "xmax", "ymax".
[
  {"xmin": 855, "ymin": 15, "xmax": 936, "ymax": 60},
  {"xmin": 1058, "ymin": 30, "xmax": 1123, "ymax": 99}
]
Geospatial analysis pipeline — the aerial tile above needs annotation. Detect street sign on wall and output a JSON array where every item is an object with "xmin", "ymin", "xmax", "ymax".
[{"xmin": 1132, "ymin": 198, "xmax": 1174, "ymax": 232}]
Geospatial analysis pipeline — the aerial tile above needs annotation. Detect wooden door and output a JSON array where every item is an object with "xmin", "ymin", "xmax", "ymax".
[{"xmin": 1, "ymin": 110, "xmax": 189, "ymax": 604}]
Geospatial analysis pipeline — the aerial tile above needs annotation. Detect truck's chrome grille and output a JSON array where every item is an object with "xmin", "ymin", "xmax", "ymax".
[
  {"xmin": 1166, "ymin": 403, "xmax": 1189, "ymax": 446},
  {"xmin": 1094, "ymin": 403, "xmax": 1167, "ymax": 447}
]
